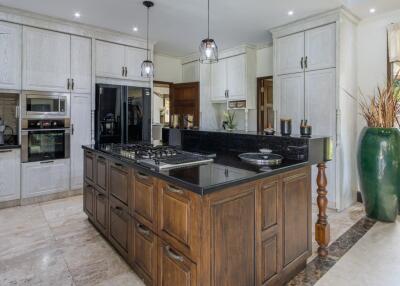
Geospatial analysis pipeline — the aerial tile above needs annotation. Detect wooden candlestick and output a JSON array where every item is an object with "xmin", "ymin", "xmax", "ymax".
[{"xmin": 315, "ymin": 162, "xmax": 330, "ymax": 257}]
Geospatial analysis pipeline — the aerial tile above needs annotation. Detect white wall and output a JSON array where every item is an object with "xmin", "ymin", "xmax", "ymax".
[
  {"xmin": 154, "ymin": 54, "xmax": 182, "ymax": 83},
  {"xmin": 256, "ymin": 45, "xmax": 273, "ymax": 78}
]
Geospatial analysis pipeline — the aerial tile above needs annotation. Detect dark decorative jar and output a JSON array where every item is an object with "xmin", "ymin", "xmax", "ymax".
[{"xmin": 357, "ymin": 127, "xmax": 400, "ymax": 222}]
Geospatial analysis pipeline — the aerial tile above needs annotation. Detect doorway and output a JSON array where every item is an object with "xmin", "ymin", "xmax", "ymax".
[
  {"xmin": 170, "ymin": 82, "xmax": 200, "ymax": 128},
  {"xmin": 257, "ymin": 76, "xmax": 274, "ymax": 132},
  {"xmin": 153, "ymin": 81, "xmax": 171, "ymax": 126}
]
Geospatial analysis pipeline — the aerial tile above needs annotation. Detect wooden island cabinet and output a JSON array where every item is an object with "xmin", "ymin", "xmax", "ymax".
[{"xmin": 83, "ymin": 150, "xmax": 312, "ymax": 286}]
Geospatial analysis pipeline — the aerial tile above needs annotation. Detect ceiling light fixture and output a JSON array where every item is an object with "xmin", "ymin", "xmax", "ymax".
[
  {"xmin": 369, "ymin": 8, "xmax": 376, "ymax": 14},
  {"xmin": 288, "ymin": 10, "xmax": 294, "ymax": 16},
  {"xmin": 199, "ymin": 0, "xmax": 218, "ymax": 64},
  {"xmin": 74, "ymin": 12, "xmax": 81, "ymax": 18},
  {"xmin": 141, "ymin": 1, "xmax": 154, "ymax": 78},
  {"xmin": 133, "ymin": 26, "xmax": 139, "ymax": 32}
]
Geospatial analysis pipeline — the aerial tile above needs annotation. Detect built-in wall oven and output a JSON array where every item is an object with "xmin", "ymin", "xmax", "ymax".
[
  {"xmin": 21, "ymin": 118, "xmax": 70, "ymax": 163},
  {"xmin": 21, "ymin": 91, "xmax": 70, "ymax": 119}
]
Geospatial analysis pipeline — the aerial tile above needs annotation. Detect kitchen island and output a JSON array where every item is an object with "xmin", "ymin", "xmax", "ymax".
[{"xmin": 82, "ymin": 132, "xmax": 331, "ymax": 286}]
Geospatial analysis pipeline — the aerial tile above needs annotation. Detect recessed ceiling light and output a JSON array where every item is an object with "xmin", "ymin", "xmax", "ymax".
[
  {"xmin": 288, "ymin": 10, "xmax": 294, "ymax": 16},
  {"xmin": 133, "ymin": 27, "xmax": 138, "ymax": 32},
  {"xmin": 369, "ymin": 8, "xmax": 376, "ymax": 14},
  {"xmin": 74, "ymin": 12, "xmax": 81, "ymax": 18}
]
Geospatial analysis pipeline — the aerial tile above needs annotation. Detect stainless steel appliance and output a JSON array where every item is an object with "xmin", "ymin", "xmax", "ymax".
[
  {"xmin": 100, "ymin": 143, "xmax": 213, "ymax": 170},
  {"xmin": 238, "ymin": 153, "xmax": 283, "ymax": 166},
  {"xmin": 21, "ymin": 91, "xmax": 70, "ymax": 119},
  {"xmin": 21, "ymin": 118, "xmax": 70, "ymax": 163}
]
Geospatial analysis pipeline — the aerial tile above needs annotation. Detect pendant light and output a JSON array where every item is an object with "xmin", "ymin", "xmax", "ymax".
[
  {"xmin": 199, "ymin": 0, "xmax": 218, "ymax": 63},
  {"xmin": 141, "ymin": 1, "xmax": 154, "ymax": 78}
]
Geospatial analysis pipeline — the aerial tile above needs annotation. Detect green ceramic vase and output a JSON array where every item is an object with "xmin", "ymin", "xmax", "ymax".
[{"xmin": 357, "ymin": 127, "xmax": 400, "ymax": 222}]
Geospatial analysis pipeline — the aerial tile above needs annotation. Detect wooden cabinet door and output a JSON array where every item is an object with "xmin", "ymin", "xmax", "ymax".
[
  {"xmin": 71, "ymin": 94, "xmax": 92, "ymax": 190},
  {"xmin": 158, "ymin": 240, "xmax": 197, "ymax": 286},
  {"xmin": 226, "ymin": 54, "xmax": 245, "ymax": 100},
  {"xmin": 158, "ymin": 182, "xmax": 201, "ymax": 261},
  {"xmin": 94, "ymin": 189, "xmax": 108, "ymax": 236},
  {"xmin": 71, "ymin": 35, "xmax": 92, "ymax": 94},
  {"xmin": 131, "ymin": 219, "xmax": 157, "ymax": 286},
  {"xmin": 276, "ymin": 32, "xmax": 305, "ymax": 75},
  {"xmin": 282, "ymin": 167, "xmax": 311, "ymax": 266},
  {"xmin": 125, "ymin": 46, "xmax": 147, "ymax": 81},
  {"xmin": 210, "ymin": 59, "xmax": 227, "ymax": 102},
  {"xmin": 109, "ymin": 196, "xmax": 130, "ymax": 259},
  {"xmin": 22, "ymin": 26, "xmax": 70, "ymax": 92},
  {"xmin": 305, "ymin": 23, "xmax": 336, "ymax": 71},
  {"xmin": 0, "ymin": 149, "xmax": 20, "ymax": 202},
  {"xmin": 109, "ymin": 161, "xmax": 130, "ymax": 205},
  {"xmin": 277, "ymin": 73, "xmax": 305, "ymax": 132},
  {"xmin": 95, "ymin": 155, "xmax": 108, "ymax": 192},
  {"xmin": 95, "ymin": 40, "xmax": 125, "ymax": 79},
  {"xmin": 84, "ymin": 151, "xmax": 95, "ymax": 183},
  {"xmin": 0, "ymin": 21, "xmax": 22, "ymax": 90},
  {"xmin": 83, "ymin": 183, "xmax": 95, "ymax": 220},
  {"xmin": 133, "ymin": 171, "xmax": 157, "ymax": 230}
]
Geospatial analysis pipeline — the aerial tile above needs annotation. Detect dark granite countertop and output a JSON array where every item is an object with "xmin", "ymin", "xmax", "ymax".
[
  {"xmin": 83, "ymin": 145, "xmax": 309, "ymax": 195},
  {"xmin": 0, "ymin": 145, "xmax": 21, "ymax": 150}
]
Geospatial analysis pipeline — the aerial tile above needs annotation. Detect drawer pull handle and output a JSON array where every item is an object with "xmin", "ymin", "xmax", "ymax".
[
  {"xmin": 86, "ymin": 151, "xmax": 93, "ymax": 155},
  {"xmin": 166, "ymin": 185, "xmax": 184, "ymax": 195},
  {"xmin": 136, "ymin": 172, "xmax": 149, "ymax": 180},
  {"xmin": 165, "ymin": 246, "xmax": 184, "ymax": 262},
  {"xmin": 98, "ymin": 156, "xmax": 105, "ymax": 160},
  {"xmin": 0, "ymin": 150, "xmax": 12, "ymax": 153},
  {"xmin": 114, "ymin": 162, "xmax": 124, "ymax": 167},
  {"xmin": 40, "ymin": 160, "xmax": 54, "ymax": 164},
  {"xmin": 136, "ymin": 223, "xmax": 150, "ymax": 236},
  {"xmin": 98, "ymin": 193, "xmax": 106, "ymax": 199}
]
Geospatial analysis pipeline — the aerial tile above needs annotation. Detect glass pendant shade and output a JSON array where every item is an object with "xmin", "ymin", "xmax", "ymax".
[
  {"xmin": 141, "ymin": 60, "xmax": 154, "ymax": 78},
  {"xmin": 199, "ymin": 38, "xmax": 218, "ymax": 64}
]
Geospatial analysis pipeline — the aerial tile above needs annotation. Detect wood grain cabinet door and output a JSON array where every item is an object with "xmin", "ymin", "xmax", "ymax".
[
  {"xmin": 109, "ymin": 196, "xmax": 130, "ymax": 259},
  {"xmin": 95, "ymin": 155, "xmax": 108, "ymax": 192},
  {"xmin": 132, "ymin": 171, "xmax": 157, "ymax": 230},
  {"xmin": 131, "ymin": 219, "xmax": 157, "ymax": 286},
  {"xmin": 94, "ymin": 189, "xmax": 108, "ymax": 236},
  {"xmin": 83, "ymin": 183, "xmax": 95, "ymax": 220},
  {"xmin": 158, "ymin": 181, "xmax": 201, "ymax": 261},
  {"xmin": 158, "ymin": 240, "xmax": 197, "ymax": 286},
  {"xmin": 84, "ymin": 151, "xmax": 95, "ymax": 183},
  {"xmin": 109, "ymin": 161, "xmax": 130, "ymax": 205}
]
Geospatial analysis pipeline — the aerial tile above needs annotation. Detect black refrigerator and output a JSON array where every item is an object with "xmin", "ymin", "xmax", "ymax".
[{"xmin": 95, "ymin": 84, "xmax": 151, "ymax": 145}]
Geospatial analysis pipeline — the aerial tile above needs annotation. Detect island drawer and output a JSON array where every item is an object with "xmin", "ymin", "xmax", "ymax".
[
  {"xmin": 83, "ymin": 182, "xmax": 95, "ymax": 221},
  {"xmin": 109, "ymin": 160, "xmax": 130, "ymax": 206},
  {"xmin": 157, "ymin": 181, "xmax": 201, "ymax": 261},
  {"xmin": 132, "ymin": 171, "xmax": 157, "ymax": 231},
  {"xmin": 94, "ymin": 188, "xmax": 108, "ymax": 237},
  {"xmin": 84, "ymin": 151, "xmax": 95, "ymax": 183},
  {"xmin": 95, "ymin": 154, "xmax": 108, "ymax": 192},
  {"xmin": 109, "ymin": 196, "xmax": 130, "ymax": 260}
]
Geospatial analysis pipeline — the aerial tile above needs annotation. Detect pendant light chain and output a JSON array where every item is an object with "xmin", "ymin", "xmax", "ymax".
[
  {"xmin": 207, "ymin": 0, "xmax": 210, "ymax": 39},
  {"xmin": 147, "ymin": 5, "xmax": 149, "ymax": 60}
]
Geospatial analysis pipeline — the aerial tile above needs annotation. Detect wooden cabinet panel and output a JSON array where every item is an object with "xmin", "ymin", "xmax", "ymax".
[
  {"xmin": 95, "ymin": 40, "xmax": 125, "ymax": 79},
  {"xmin": 158, "ymin": 182, "xmax": 200, "ymax": 260},
  {"xmin": 0, "ymin": 149, "xmax": 21, "ymax": 202},
  {"xmin": 262, "ymin": 235, "xmax": 278, "ymax": 282},
  {"xmin": 282, "ymin": 169, "xmax": 311, "ymax": 266},
  {"xmin": 276, "ymin": 32, "xmax": 305, "ymax": 75},
  {"xmin": 109, "ymin": 161, "xmax": 130, "ymax": 205},
  {"xmin": 84, "ymin": 151, "xmax": 95, "ymax": 183},
  {"xmin": 210, "ymin": 59, "xmax": 227, "ymax": 102},
  {"xmin": 125, "ymin": 46, "xmax": 147, "ymax": 81},
  {"xmin": 83, "ymin": 183, "xmax": 95, "ymax": 220},
  {"xmin": 109, "ymin": 196, "xmax": 130, "ymax": 259},
  {"xmin": 131, "ymin": 219, "xmax": 157, "ymax": 286},
  {"xmin": 226, "ymin": 54, "xmax": 245, "ymax": 100},
  {"xmin": 261, "ymin": 180, "xmax": 279, "ymax": 230},
  {"xmin": 95, "ymin": 155, "xmax": 107, "ymax": 192},
  {"xmin": 158, "ymin": 240, "xmax": 197, "ymax": 286},
  {"xmin": 71, "ymin": 35, "xmax": 92, "ymax": 94},
  {"xmin": 94, "ymin": 189, "xmax": 108, "ymax": 236},
  {"xmin": 133, "ymin": 171, "xmax": 157, "ymax": 230}
]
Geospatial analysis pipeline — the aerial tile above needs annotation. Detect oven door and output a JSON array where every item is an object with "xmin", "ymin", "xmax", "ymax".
[
  {"xmin": 21, "ymin": 129, "xmax": 70, "ymax": 163},
  {"xmin": 22, "ymin": 92, "xmax": 70, "ymax": 118}
]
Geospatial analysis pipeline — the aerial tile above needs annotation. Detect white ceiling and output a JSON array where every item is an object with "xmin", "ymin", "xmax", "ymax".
[{"xmin": 0, "ymin": 0, "xmax": 399, "ymax": 57}]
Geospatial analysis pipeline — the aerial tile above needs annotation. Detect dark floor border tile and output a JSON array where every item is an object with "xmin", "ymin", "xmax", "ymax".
[{"xmin": 286, "ymin": 217, "xmax": 376, "ymax": 286}]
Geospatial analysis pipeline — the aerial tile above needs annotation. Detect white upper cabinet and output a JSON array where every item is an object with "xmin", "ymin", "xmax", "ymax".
[
  {"xmin": 277, "ymin": 73, "xmax": 305, "ymax": 132},
  {"xmin": 125, "ymin": 46, "xmax": 147, "ymax": 81},
  {"xmin": 211, "ymin": 59, "xmax": 227, "ymax": 102},
  {"xmin": 23, "ymin": 27, "xmax": 71, "ymax": 92},
  {"xmin": 305, "ymin": 23, "xmax": 336, "ymax": 71},
  {"xmin": 226, "ymin": 54, "xmax": 245, "ymax": 100},
  {"xmin": 0, "ymin": 149, "xmax": 20, "ymax": 202},
  {"xmin": 276, "ymin": 32, "xmax": 305, "ymax": 75},
  {"xmin": 71, "ymin": 36, "xmax": 92, "ymax": 94},
  {"xmin": 96, "ymin": 40, "xmax": 125, "ymax": 79},
  {"xmin": 182, "ymin": 61, "xmax": 200, "ymax": 83},
  {"xmin": 0, "ymin": 21, "xmax": 22, "ymax": 90}
]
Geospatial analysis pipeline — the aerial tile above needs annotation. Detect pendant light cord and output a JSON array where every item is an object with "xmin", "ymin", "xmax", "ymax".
[
  {"xmin": 147, "ymin": 6, "xmax": 150, "ymax": 60},
  {"xmin": 207, "ymin": 0, "xmax": 210, "ymax": 39}
]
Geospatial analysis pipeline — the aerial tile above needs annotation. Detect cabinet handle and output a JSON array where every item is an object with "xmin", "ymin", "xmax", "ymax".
[
  {"xmin": 165, "ymin": 245, "xmax": 184, "ymax": 262},
  {"xmin": 71, "ymin": 123, "xmax": 74, "ymax": 135},
  {"xmin": 125, "ymin": 67, "xmax": 128, "ymax": 77},
  {"xmin": 166, "ymin": 185, "xmax": 184, "ymax": 195},
  {"xmin": 98, "ymin": 156, "xmax": 105, "ymax": 160},
  {"xmin": 40, "ymin": 160, "xmax": 54, "ymax": 164},
  {"xmin": 114, "ymin": 162, "xmax": 124, "ymax": 167},
  {"xmin": 71, "ymin": 78, "xmax": 75, "ymax": 90},
  {"xmin": 304, "ymin": 56, "xmax": 308, "ymax": 69},
  {"xmin": 227, "ymin": 89, "xmax": 229, "ymax": 98},
  {"xmin": 136, "ymin": 172, "xmax": 149, "ymax": 180},
  {"xmin": 67, "ymin": 78, "xmax": 71, "ymax": 90},
  {"xmin": 98, "ymin": 193, "xmax": 106, "ymax": 199},
  {"xmin": 122, "ymin": 66, "xmax": 125, "ymax": 76},
  {"xmin": 300, "ymin": 57, "xmax": 304, "ymax": 69},
  {"xmin": 0, "ymin": 150, "xmax": 12, "ymax": 153},
  {"xmin": 136, "ymin": 223, "xmax": 150, "ymax": 236}
]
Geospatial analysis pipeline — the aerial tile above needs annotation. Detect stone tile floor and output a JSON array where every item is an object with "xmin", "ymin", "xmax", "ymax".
[{"xmin": 0, "ymin": 195, "xmax": 365, "ymax": 286}]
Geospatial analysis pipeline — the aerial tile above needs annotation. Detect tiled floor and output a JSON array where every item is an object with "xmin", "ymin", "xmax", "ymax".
[{"xmin": 0, "ymin": 195, "xmax": 365, "ymax": 286}]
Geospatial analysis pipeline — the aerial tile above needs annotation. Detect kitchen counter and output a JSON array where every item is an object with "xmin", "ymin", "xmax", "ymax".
[{"xmin": 82, "ymin": 144, "xmax": 309, "ymax": 195}]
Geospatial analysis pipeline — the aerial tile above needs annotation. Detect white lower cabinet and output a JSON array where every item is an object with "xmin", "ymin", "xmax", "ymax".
[
  {"xmin": 21, "ymin": 159, "xmax": 70, "ymax": 198},
  {"xmin": 0, "ymin": 149, "xmax": 21, "ymax": 202}
]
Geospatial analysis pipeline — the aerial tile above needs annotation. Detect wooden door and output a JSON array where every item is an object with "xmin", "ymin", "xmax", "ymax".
[
  {"xmin": 277, "ymin": 73, "xmax": 305, "ymax": 132},
  {"xmin": 305, "ymin": 23, "xmax": 336, "ymax": 72},
  {"xmin": 276, "ymin": 32, "xmax": 305, "ymax": 75},
  {"xmin": 95, "ymin": 40, "xmax": 125, "ymax": 79},
  {"xmin": 0, "ymin": 21, "xmax": 22, "ymax": 90},
  {"xmin": 71, "ymin": 94, "xmax": 92, "ymax": 190},
  {"xmin": 109, "ymin": 196, "xmax": 130, "ymax": 259},
  {"xmin": 125, "ymin": 46, "xmax": 148, "ymax": 81},
  {"xmin": 22, "ymin": 26, "xmax": 70, "ymax": 92},
  {"xmin": 257, "ymin": 77, "xmax": 274, "ymax": 131},
  {"xmin": 71, "ymin": 35, "xmax": 92, "ymax": 94},
  {"xmin": 170, "ymin": 82, "xmax": 200, "ymax": 128},
  {"xmin": 226, "ymin": 54, "xmax": 245, "ymax": 100},
  {"xmin": 0, "ymin": 149, "xmax": 20, "ymax": 202},
  {"xmin": 95, "ymin": 155, "xmax": 108, "ymax": 192},
  {"xmin": 109, "ymin": 160, "xmax": 130, "ymax": 205},
  {"xmin": 210, "ymin": 59, "xmax": 227, "ymax": 102},
  {"xmin": 83, "ymin": 183, "xmax": 95, "ymax": 220},
  {"xmin": 94, "ymin": 189, "xmax": 108, "ymax": 236}
]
